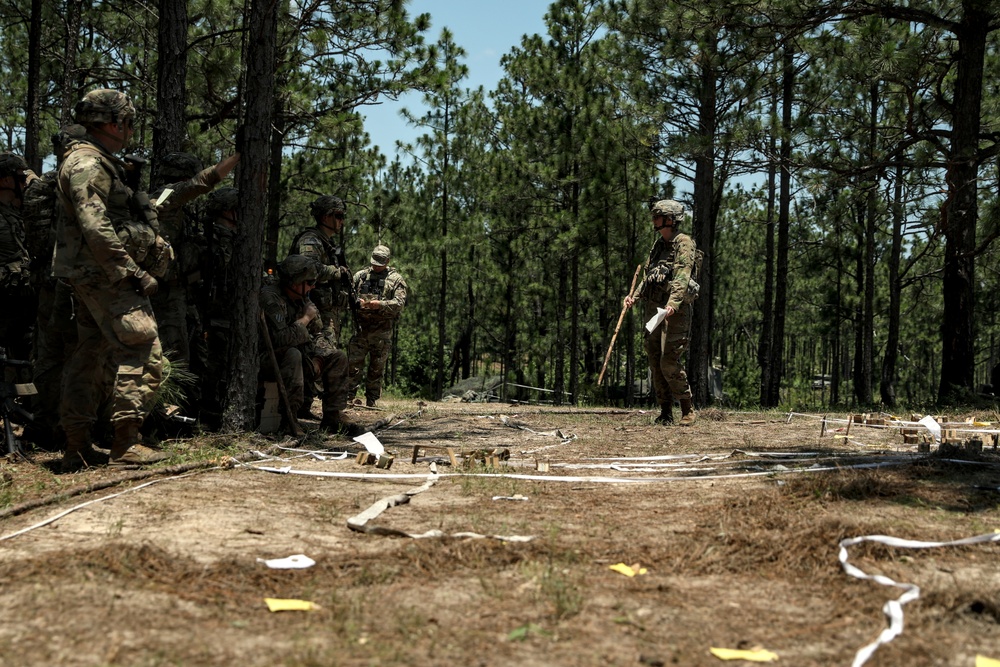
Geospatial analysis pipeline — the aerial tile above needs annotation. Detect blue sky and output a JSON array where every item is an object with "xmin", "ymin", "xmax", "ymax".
[{"xmin": 362, "ymin": 0, "xmax": 552, "ymax": 158}]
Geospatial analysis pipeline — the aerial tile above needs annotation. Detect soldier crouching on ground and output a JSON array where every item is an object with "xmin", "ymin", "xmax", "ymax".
[
  {"xmin": 347, "ymin": 244, "xmax": 407, "ymax": 407},
  {"xmin": 54, "ymin": 89, "xmax": 172, "ymax": 471},
  {"xmin": 260, "ymin": 255, "xmax": 357, "ymax": 435},
  {"xmin": 624, "ymin": 199, "xmax": 700, "ymax": 427}
]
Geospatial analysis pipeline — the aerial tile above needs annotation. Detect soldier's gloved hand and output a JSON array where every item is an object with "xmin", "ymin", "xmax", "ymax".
[{"xmin": 132, "ymin": 269, "xmax": 159, "ymax": 296}]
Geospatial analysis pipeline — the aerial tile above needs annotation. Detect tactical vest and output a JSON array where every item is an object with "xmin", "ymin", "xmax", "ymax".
[{"xmin": 63, "ymin": 141, "xmax": 172, "ymax": 278}]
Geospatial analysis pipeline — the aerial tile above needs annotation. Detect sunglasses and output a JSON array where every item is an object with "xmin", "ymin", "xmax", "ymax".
[{"xmin": 332, "ymin": 212, "xmax": 346, "ymax": 220}]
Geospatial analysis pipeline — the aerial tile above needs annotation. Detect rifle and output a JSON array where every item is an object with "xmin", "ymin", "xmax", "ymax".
[
  {"xmin": 335, "ymin": 246, "xmax": 361, "ymax": 332},
  {"xmin": 257, "ymin": 312, "xmax": 304, "ymax": 437},
  {"xmin": 0, "ymin": 347, "xmax": 36, "ymax": 458},
  {"xmin": 597, "ymin": 264, "xmax": 643, "ymax": 387}
]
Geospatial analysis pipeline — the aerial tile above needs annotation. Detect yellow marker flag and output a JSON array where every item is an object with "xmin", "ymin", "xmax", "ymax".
[
  {"xmin": 264, "ymin": 598, "xmax": 320, "ymax": 612},
  {"xmin": 976, "ymin": 656, "xmax": 1000, "ymax": 667},
  {"xmin": 710, "ymin": 647, "xmax": 779, "ymax": 662}
]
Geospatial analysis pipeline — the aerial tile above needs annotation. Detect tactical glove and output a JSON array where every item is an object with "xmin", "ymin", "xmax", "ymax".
[{"xmin": 132, "ymin": 269, "xmax": 159, "ymax": 296}]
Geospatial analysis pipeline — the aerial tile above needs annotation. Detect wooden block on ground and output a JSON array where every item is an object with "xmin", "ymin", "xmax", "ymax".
[
  {"xmin": 376, "ymin": 454, "xmax": 394, "ymax": 469},
  {"xmin": 356, "ymin": 451, "xmax": 376, "ymax": 466}
]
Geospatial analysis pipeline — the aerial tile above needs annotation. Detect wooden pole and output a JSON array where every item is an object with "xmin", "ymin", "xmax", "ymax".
[
  {"xmin": 598, "ymin": 264, "xmax": 643, "ymax": 387},
  {"xmin": 258, "ymin": 311, "xmax": 305, "ymax": 437}
]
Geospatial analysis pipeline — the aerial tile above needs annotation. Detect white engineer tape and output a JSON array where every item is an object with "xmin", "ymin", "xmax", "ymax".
[{"xmin": 839, "ymin": 531, "xmax": 1000, "ymax": 667}]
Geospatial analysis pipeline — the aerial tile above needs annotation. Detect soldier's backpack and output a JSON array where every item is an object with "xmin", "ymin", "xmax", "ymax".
[{"xmin": 21, "ymin": 171, "xmax": 58, "ymax": 287}]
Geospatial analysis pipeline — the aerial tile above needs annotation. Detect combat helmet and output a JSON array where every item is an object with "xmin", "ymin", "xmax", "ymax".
[
  {"xmin": 309, "ymin": 195, "xmax": 345, "ymax": 220},
  {"xmin": 73, "ymin": 89, "xmax": 136, "ymax": 126},
  {"xmin": 278, "ymin": 254, "xmax": 319, "ymax": 285},
  {"xmin": 0, "ymin": 153, "xmax": 28, "ymax": 178},
  {"xmin": 156, "ymin": 152, "xmax": 203, "ymax": 183},
  {"xmin": 205, "ymin": 186, "xmax": 239, "ymax": 218}
]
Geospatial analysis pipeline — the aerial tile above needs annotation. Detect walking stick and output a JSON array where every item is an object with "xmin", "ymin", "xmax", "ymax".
[
  {"xmin": 598, "ymin": 264, "xmax": 643, "ymax": 386},
  {"xmin": 258, "ymin": 310, "xmax": 305, "ymax": 437}
]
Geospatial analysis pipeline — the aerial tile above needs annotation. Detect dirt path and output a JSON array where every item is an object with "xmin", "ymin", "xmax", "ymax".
[{"xmin": 2, "ymin": 402, "xmax": 999, "ymax": 666}]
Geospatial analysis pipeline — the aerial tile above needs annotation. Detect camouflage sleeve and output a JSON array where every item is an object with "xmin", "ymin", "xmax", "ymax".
[
  {"xmin": 155, "ymin": 166, "xmax": 223, "ymax": 211},
  {"xmin": 379, "ymin": 272, "xmax": 407, "ymax": 318},
  {"xmin": 352, "ymin": 268, "xmax": 366, "ymax": 292},
  {"xmin": 63, "ymin": 153, "xmax": 140, "ymax": 284},
  {"xmin": 292, "ymin": 231, "xmax": 339, "ymax": 281},
  {"xmin": 666, "ymin": 234, "xmax": 697, "ymax": 311},
  {"xmin": 260, "ymin": 288, "xmax": 311, "ymax": 351}
]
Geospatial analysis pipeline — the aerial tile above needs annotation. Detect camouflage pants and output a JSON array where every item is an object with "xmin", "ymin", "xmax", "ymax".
[
  {"xmin": 30, "ymin": 281, "xmax": 80, "ymax": 439},
  {"xmin": 262, "ymin": 345, "xmax": 349, "ymax": 418},
  {"xmin": 347, "ymin": 327, "xmax": 392, "ymax": 402},
  {"xmin": 61, "ymin": 280, "xmax": 163, "ymax": 432},
  {"xmin": 150, "ymin": 279, "xmax": 189, "ymax": 362},
  {"xmin": 643, "ymin": 304, "xmax": 692, "ymax": 406}
]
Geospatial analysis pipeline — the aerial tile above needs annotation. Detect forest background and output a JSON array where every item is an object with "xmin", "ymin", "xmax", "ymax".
[{"xmin": 3, "ymin": 0, "xmax": 1000, "ymax": 427}]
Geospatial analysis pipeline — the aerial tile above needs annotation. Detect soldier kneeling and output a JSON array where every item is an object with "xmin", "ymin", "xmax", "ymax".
[{"xmin": 260, "ymin": 255, "xmax": 357, "ymax": 435}]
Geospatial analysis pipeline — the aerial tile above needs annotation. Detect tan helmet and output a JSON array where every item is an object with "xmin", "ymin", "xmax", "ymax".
[
  {"xmin": 651, "ymin": 199, "xmax": 684, "ymax": 219},
  {"xmin": 73, "ymin": 89, "xmax": 136, "ymax": 126}
]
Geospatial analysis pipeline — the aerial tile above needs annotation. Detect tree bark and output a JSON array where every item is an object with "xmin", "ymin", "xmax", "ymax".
[
  {"xmin": 222, "ymin": 0, "xmax": 277, "ymax": 431},
  {"xmin": 938, "ymin": 2, "xmax": 986, "ymax": 401},
  {"xmin": 154, "ymin": 0, "xmax": 188, "ymax": 161},
  {"xmin": 25, "ymin": 0, "xmax": 42, "ymax": 171}
]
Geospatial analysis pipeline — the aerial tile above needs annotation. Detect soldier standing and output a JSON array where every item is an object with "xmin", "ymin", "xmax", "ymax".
[
  {"xmin": 288, "ymin": 195, "xmax": 353, "ymax": 346},
  {"xmin": 149, "ymin": 151, "xmax": 239, "ymax": 363},
  {"xmin": 54, "ymin": 89, "xmax": 172, "ymax": 470},
  {"xmin": 624, "ymin": 200, "xmax": 700, "ymax": 426},
  {"xmin": 347, "ymin": 244, "xmax": 407, "ymax": 407},
  {"xmin": 260, "ymin": 255, "xmax": 353, "ymax": 433},
  {"xmin": 0, "ymin": 153, "xmax": 36, "ymax": 371}
]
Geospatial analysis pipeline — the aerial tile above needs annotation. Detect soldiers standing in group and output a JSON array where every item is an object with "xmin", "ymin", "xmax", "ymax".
[
  {"xmin": 0, "ymin": 153, "xmax": 37, "ymax": 373},
  {"xmin": 260, "ymin": 255, "xmax": 354, "ymax": 434},
  {"xmin": 192, "ymin": 186, "xmax": 239, "ymax": 430},
  {"xmin": 149, "ymin": 151, "xmax": 240, "ymax": 363},
  {"xmin": 347, "ymin": 244, "xmax": 407, "ymax": 407},
  {"xmin": 54, "ymin": 89, "xmax": 172, "ymax": 471},
  {"xmin": 287, "ymin": 195, "xmax": 354, "ymax": 418},
  {"xmin": 624, "ymin": 199, "xmax": 700, "ymax": 426}
]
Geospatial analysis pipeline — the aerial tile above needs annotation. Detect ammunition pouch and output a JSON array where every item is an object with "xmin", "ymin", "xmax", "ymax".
[
  {"xmin": 684, "ymin": 278, "xmax": 700, "ymax": 304},
  {"xmin": 117, "ymin": 222, "xmax": 174, "ymax": 278}
]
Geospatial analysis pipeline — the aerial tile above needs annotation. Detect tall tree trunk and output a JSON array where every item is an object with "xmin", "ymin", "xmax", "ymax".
[
  {"xmin": 767, "ymin": 46, "xmax": 794, "ymax": 407},
  {"xmin": 434, "ymin": 106, "xmax": 451, "ymax": 399},
  {"xmin": 880, "ymin": 164, "xmax": 904, "ymax": 406},
  {"xmin": 153, "ymin": 0, "xmax": 188, "ymax": 163},
  {"xmin": 265, "ymin": 112, "xmax": 283, "ymax": 268},
  {"xmin": 222, "ymin": 0, "xmax": 277, "ymax": 431},
  {"xmin": 939, "ymin": 2, "xmax": 986, "ymax": 400},
  {"xmin": 688, "ymin": 28, "xmax": 718, "ymax": 407},
  {"xmin": 60, "ymin": 0, "xmax": 83, "ymax": 124},
  {"xmin": 758, "ymin": 85, "xmax": 778, "ymax": 406},
  {"xmin": 25, "ymin": 0, "xmax": 42, "ymax": 171}
]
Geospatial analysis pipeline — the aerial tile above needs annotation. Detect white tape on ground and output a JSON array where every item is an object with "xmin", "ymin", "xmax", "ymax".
[{"xmin": 839, "ymin": 531, "xmax": 1000, "ymax": 667}]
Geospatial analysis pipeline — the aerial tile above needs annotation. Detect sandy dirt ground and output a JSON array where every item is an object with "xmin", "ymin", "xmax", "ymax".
[{"xmin": 1, "ymin": 400, "xmax": 999, "ymax": 667}]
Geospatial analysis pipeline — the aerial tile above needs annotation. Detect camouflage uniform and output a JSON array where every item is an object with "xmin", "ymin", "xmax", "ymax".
[
  {"xmin": 347, "ymin": 246, "xmax": 407, "ymax": 405},
  {"xmin": 195, "ymin": 220, "xmax": 235, "ymax": 428},
  {"xmin": 289, "ymin": 226, "xmax": 351, "ymax": 345},
  {"xmin": 149, "ymin": 155, "xmax": 224, "ymax": 362},
  {"xmin": 0, "ymin": 199, "xmax": 33, "ymax": 366},
  {"xmin": 635, "ymin": 200, "xmax": 698, "ymax": 423},
  {"xmin": 260, "ymin": 257, "xmax": 349, "ymax": 424},
  {"xmin": 0, "ymin": 153, "xmax": 35, "ymax": 370},
  {"xmin": 54, "ymin": 91, "xmax": 172, "ymax": 461}
]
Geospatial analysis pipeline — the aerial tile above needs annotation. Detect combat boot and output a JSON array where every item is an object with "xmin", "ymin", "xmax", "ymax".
[
  {"xmin": 109, "ymin": 420, "xmax": 169, "ymax": 466},
  {"xmin": 679, "ymin": 399, "xmax": 697, "ymax": 426},
  {"xmin": 59, "ymin": 427, "xmax": 107, "ymax": 473},
  {"xmin": 654, "ymin": 403, "xmax": 674, "ymax": 425}
]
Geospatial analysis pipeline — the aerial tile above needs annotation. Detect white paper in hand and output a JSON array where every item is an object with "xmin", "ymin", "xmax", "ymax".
[{"xmin": 645, "ymin": 308, "xmax": 668, "ymax": 334}]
